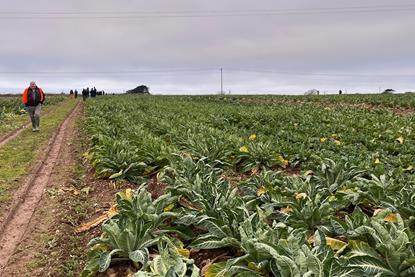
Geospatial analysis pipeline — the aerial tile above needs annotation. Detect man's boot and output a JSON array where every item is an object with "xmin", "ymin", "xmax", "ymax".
[
  {"xmin": 31, "ymin": 118, "xmax": 36, "ymax": 131},
  {"xmin": 35, "ymin": 116, "xmax": 40, "ymax": 131}
]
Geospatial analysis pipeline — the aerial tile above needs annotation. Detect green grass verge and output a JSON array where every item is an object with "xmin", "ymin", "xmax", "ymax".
[
  {"xmin": 0, "ymin": 113, "xmax": 29, "ymax": 135},
  {"xmin": 0, "ymin": 97, "xmax": 68, "ymax": 136},
  {"xmin": 0, "ymin": 99, "xmax": 77, "ymax": 211}
]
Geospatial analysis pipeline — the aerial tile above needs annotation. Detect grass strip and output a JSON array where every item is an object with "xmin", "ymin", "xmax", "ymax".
[
  {"xmin": 0, "ymin": 113, "xmax": 29, "ymax": 135},
  {"xmin": 0, "ymin": 96, "xmax": 69, "ymax": 136}
]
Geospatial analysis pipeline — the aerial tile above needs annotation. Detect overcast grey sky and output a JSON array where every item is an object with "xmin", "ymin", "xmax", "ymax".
[{"xmin": 0, "ymin": 0, "xmax": 414, "ymax": 94}]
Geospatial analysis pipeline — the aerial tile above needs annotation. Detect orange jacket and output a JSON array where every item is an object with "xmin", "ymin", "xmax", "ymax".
[{"xmin": 22, "ymin": 87, "xmax": 45, "ymax": 106}]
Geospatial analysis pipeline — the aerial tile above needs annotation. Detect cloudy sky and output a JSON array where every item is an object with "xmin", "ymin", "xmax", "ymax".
[{"xmin": 0, "ymin": 0, "xmax": 414, "ymax": 94}]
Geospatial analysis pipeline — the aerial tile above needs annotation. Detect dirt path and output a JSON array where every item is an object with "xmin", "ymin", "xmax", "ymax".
[{"xmin": 0, "ymin": 102, "xmax": 82, "ymax": 274}]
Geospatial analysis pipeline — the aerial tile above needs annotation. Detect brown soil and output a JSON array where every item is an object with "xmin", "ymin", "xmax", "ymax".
[
  {"xmin": 222, "ymin": 169, "xmax": 253, "ymax": 187},
  {"xmin": 190, "ymin": 248, "xmax": 235, "ymax": 274},
  {"xmin": 147, "ymin": 177, "xmax": 167, "ymax": 200},
  {"xmin": 281, "ymin": 165, "xmax": 301, "ymax": 176},
  {"xmin": 97, "ymin": 263, "xmax": 136, "ymax": 277},
  {"xmin": 389, "ymin": 106, "xmax": 415, "ymax": 116},
  {"xmin": 224, "ymin": 164, "xmax": 301, "ymax": 187},
  {"xmin": 334, "ymin": 204, "xmax": 375, "ymax": 220}
]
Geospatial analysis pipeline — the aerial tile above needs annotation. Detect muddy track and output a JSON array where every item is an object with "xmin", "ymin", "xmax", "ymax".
[{"xmin": 0, "ymin": 102, "xmax": 82, "ymax": 273}]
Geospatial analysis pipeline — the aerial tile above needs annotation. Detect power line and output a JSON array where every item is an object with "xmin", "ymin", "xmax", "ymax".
[
  {"xmin": 226, "ymin": 68, "xmax": 415, "ymax": 79},
  {"xmin": 0, "ymin": 68, "xmax": 217, "ymax": 75},
  {"xmin": 0, "ymin": 4, "xmax": 414, "ymax": 19},
  {"xmin": 2, "ymin": 4, "xmax": 415, "ymax": 14},
  {"xmin": 0, "ymin": 68, "xmax": 413, "ymax": 80}
]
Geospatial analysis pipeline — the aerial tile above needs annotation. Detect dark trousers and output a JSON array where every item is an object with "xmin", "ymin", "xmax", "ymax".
[{"xmin": 27, "ymin": 104, "xmax": 41, "ymax": 128}]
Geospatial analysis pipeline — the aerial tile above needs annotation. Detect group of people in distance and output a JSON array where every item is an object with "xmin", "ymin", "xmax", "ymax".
[
  {"xmin": 69, "ymin": 89, "xmax": 79, "ymax": 98},
  {"xmin": 69, "ymin": 87, "xmax": 105, "ymax": 101}
]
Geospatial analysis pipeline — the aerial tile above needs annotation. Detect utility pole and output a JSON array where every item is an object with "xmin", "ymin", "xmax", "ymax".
[{"xmin": 220, "ymin": 68, "xmax": 223, "ymax": 94}]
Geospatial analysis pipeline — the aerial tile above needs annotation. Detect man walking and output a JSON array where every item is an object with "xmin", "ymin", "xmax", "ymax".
[{"xmin": 22, "ymin": 81, "xmax": 45, "ymax": 132}]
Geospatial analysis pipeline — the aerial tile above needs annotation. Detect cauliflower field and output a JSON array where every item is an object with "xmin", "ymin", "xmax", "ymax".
[{"xmin": 81, "ymin": 94, "xmax": 415, "ymax": 277}]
